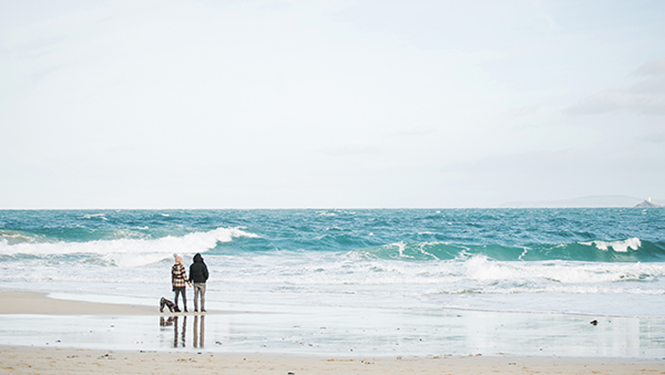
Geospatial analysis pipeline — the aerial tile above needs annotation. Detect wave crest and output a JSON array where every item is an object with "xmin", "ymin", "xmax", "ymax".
[
  {"xmin": 0, "ymin": 227, "xmax": 258, "ymax": 267},
  {"xmin": 581, "ymin": 238, "xmax": 641, "ymax": 252}
]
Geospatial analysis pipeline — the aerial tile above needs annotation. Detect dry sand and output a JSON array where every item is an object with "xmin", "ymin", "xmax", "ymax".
[
  {"xmin": 2, "ymin": 346, "xmax": 663, "ymax": 375},
  {"xmin": 1, "ymin": 291, "xmax": 664, "ymax": 374}
]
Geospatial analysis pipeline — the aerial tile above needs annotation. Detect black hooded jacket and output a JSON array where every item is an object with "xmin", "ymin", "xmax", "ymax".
[{"xmin": 189, "ymin": 253, "xmax": 209, "ymax": 283}]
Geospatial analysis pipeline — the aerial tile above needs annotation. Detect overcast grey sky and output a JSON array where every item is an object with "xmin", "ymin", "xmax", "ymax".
[{"xmin": 1, "ymin": 0, "xmax": 664, "ymax": 209}]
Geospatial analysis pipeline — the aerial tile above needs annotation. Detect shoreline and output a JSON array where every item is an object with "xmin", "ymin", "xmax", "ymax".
[{"xmin": 0, "ymin": 290, "xmax": 231, "ymax": 315}]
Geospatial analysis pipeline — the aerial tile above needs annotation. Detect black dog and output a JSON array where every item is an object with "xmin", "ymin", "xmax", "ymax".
[{"xmin": 160, "ymin": 297, "xmax": 181, "ymax": 313}]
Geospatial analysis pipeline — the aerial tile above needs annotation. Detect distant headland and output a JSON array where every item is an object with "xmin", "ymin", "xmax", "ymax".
[
  {"xmin": 500, "ymin": 195, "xmax": 663, "ymax": 208},
  {"xmin": 634, "ymin": 198, "xmax": 662, "ymax": 208}
]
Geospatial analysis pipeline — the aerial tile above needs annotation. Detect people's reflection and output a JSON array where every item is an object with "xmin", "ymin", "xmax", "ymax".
[
  {"xmin": 163, "ymin": 316, "xmax": 187, "ymax": 347},
  {"xmin": 178, "ymin": 316, "xmax": 187, "ymax": 347},
  {"xmin": 159, "ymin": 314, "xmax": 204, "ymax": 348},
  {"xmin": 193, "ymin": 315, "xmax": 205, "ymax": 348}
]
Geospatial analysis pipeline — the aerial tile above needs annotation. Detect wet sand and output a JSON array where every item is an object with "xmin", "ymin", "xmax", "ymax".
[
  {"xmin": 0, "ymin": 291, "xmax": 157, "ymax": 315},
  {"xmin": 1, "ymin": 291, "xmax": 664, "ymax": 374}
]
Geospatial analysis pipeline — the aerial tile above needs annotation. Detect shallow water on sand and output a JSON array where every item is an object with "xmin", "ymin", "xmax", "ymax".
[{"xmin": 2, "ymin": 302, "xmax": 664, "ymax": 358}]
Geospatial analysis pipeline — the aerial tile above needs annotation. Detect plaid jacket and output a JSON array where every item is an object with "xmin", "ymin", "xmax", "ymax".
[{"xmin": 171, "ymin": 263, "xmax": 187, "ymax": 289}]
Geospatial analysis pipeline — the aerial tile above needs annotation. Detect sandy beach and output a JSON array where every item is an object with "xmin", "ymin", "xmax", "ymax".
[
  {"xmin": 3, "ymin": 345, "xmax": 664, "ymax": 375},
  {"xmin": 0, "ymin": 291, "xmax": 158, "ymax": 315},
  {"xmin": 1, "ymin": 291, "xmax": 664, "ymax": 374}
]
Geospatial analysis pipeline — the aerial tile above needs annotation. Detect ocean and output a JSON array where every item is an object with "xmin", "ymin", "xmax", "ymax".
[
  {"xmin": 2, "ymin": 208, "xmax": 664, "ymax": 316},
  {"xmin": 1, "ymin": 208, "xmax": 665, "ymax": 356}
]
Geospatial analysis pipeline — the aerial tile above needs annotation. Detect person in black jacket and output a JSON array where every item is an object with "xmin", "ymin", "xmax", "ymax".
[{"xmin": 189, "ymin": 253, "xmax": 209, "ymax": 313}]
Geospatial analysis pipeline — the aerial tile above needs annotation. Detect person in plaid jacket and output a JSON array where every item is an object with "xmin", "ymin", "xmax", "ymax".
[{"xmin": 172, "ymin": 254, "xmax": 190, "ymax": 312}]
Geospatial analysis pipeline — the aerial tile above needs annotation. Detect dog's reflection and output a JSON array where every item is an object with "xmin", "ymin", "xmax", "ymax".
[
  {"xmin": 160, "ymin": 315, "xmax": 205, "ymax": 348},
  {"xmin": 160, "ymin": 316, "xmax": 174, "ymax": 328}
]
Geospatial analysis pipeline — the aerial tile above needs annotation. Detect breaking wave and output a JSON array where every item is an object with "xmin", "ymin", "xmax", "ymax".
[
  {"xmin": 0, "ymin": 227, "xmax": 258, "ymax": 268},
  {"xmin": 354, "ymin": 238, "xmax": 665, "ymax": 263}
]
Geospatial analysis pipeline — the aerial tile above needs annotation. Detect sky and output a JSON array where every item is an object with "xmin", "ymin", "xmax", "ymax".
[{"xmin": 1, "ymin": 0, "xmax": 664, "ymax": 209}]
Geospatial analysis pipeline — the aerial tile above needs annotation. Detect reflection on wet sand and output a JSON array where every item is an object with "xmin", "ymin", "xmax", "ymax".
[
  {"xmin": 194, "ymin": 315, "xmax": 205, "ymax": 348},
  {"xmin": 160, "ymin": 315, "xmax": 205, "ymax": 348}
]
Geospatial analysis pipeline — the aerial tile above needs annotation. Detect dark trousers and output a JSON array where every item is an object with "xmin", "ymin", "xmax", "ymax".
[{"xmin": 174, "ymin": 288, "xmax": 186, "ymax": 309}]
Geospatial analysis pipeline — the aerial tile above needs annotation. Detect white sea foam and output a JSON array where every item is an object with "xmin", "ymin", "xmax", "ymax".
[
  {"xmin": 205, "ymin": 252, "xmax": 665, "ymax": 296},
  {"xmin": 0, "ymin": 227, "xmax": 258, "ymax": 267},
  {"xmin": 82, "ymin": 213, "xmax": 108, "ymax": 220},
  {"xmin": 581, "ymin": 237, "xmax": 642, "ymax": 252},
  {"xmin": 4, "ymin": 247, "xmax": 665, "ymax": 317}
]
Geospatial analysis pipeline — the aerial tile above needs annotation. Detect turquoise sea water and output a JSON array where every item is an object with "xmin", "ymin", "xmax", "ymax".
[{"xmin": 1, "ymin": 208, "xmax": 664, "ymax": 317}]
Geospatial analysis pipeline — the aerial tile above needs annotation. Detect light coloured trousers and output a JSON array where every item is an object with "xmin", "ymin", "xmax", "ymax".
[{"xmin": 193, "ymin": 282, "xmax": 206, "ymax": 311}]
